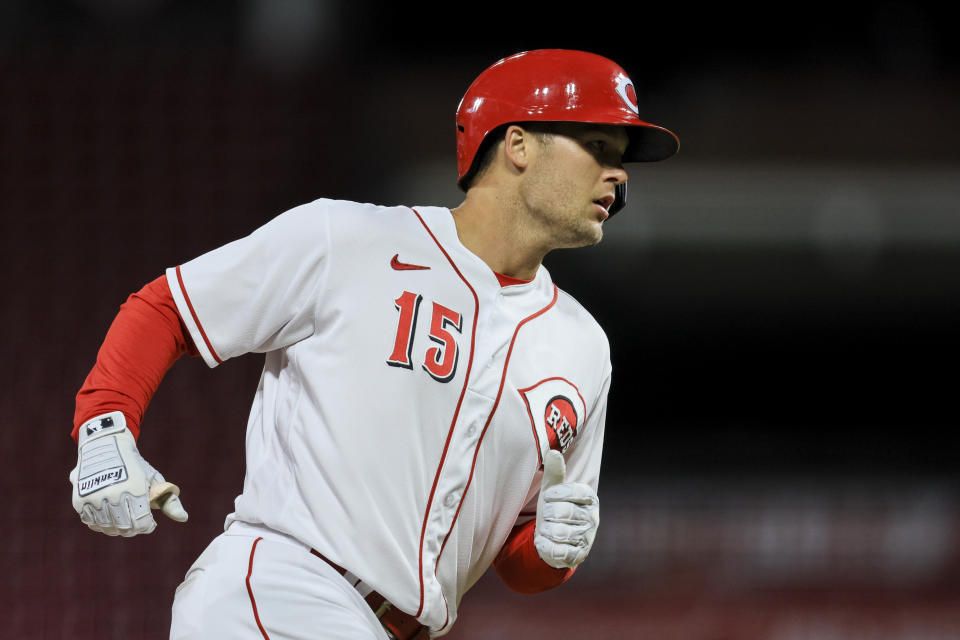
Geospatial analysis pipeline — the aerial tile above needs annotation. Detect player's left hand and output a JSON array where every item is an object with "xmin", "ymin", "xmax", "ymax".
[
  {"xmin": 534, "ymin": 450, "xmax": 599, "ymax": 569},
  {"xmin": 69, "ymin": 411, "xmax": 188, "ymax": 537}
]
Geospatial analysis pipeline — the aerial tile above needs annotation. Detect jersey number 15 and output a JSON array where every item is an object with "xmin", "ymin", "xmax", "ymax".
[{"xmin": 386, "ymin": 290, "xmax": 463, "ymax": 383}]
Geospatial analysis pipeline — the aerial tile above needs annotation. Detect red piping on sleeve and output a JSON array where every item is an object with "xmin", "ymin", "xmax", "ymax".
[{"xmin": 175, "ymin": 265, "xmax": 223, "ymax": 364}]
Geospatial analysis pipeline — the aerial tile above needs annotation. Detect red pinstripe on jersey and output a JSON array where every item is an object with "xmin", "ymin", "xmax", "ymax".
[
  {"xmin": 175, "ymin": 264, "xmax": 223, "ymax": 364},
  {"xmin": 433, "ymin": 283, "xmax": 558, "ymax": 633},
  {"xmin": 245, "ymin": 537, "xmax": 271, "ymax": 639},
  {"xmin": 407, "ymin": 208, "xmax": 480, "ymax": 620}
]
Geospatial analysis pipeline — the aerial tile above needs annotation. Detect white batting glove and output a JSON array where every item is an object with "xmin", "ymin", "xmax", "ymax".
[
  {"xmin": 69, "ymin": 411, "xmax": 188, "ymax": 537},
  {"xmin": 534, "ymin": 450, "xmax": 600, "ymax": 569}
]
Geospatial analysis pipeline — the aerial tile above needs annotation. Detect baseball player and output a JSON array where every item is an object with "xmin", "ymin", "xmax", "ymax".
[{"xmin": 70, "ymin": 49, "xmax": 678, "ymax": 639}]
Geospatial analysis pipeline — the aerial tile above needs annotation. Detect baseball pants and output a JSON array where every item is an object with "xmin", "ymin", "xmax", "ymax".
[{"xmin": 170, "ymin": 521, "xmax": 390, "ymax": 640}]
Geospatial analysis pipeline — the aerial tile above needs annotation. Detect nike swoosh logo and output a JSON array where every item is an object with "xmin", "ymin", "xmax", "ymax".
[{"xmin": 391, "ymin": 254, "xmax": 430, "ymax": 271}]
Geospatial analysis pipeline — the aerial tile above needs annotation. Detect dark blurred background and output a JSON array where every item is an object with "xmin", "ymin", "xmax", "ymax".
[{"xmin": 3, "ymin": 0, "xmax": 959, "ymax": 638}]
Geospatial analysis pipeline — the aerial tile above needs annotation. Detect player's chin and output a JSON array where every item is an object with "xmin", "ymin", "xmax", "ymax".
[
  {"xmin": 587, "ymin": 226, "xmax": 604, "ymax": 246},
  {"xmin": 569, "ymin": 223, "xmax": 604, "ymax": 248},
  {"xmin": 586, "ymin": 215, "xmax": 606, "ymax": 243},
  {"xmin": 556, "ymin": 213, "xmax": 605, "ymax": 248}
]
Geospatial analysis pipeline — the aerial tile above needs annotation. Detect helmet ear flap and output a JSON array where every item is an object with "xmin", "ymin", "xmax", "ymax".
[{"xmin": 609, "ymin": 182, "xmax": 627, "ymax": 216}]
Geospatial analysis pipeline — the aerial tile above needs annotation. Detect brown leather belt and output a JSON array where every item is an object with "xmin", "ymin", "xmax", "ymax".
[{"xmin": 310, "ymin": 548, "xmax": 430, "ymax": 640}]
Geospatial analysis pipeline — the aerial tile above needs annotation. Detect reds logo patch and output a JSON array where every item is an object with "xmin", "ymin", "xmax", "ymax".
[
  {"xmin": 520, "ymin": 378, "xmax": 587, "ymax": 463},
  {"xmin": 544, "ymin": 395, "xmax": 578, "ymax": 452},
  {"xmin": 614, "ymin": 74, "xmax": 639, "ymax": 116}
]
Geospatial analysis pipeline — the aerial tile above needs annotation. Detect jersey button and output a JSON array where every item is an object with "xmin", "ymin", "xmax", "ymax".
[
  {"xmin": 443, "ymin": 493, "xmax": 458, "ymax": 508},
  {"xmin": 466, "ymin": 424, "xmax": 477, "ymax": 437}
]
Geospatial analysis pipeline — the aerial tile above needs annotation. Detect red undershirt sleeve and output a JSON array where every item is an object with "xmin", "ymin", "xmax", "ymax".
[
  {"xmin": 493, "ymin": 519, "xmax": 576, "ymax": 594},
  {"xmin": 72, "ymin": 275, "xmax": 199, "ymax": 442}
]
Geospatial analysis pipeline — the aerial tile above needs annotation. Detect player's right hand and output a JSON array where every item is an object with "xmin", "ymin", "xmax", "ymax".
[
  {"xmin": 69, "ymin": 411, "xmax": 188, "ymax": 537},
  {"xmin": 534, "ymin": 450, "xmax": 599, "ymax": 569}
]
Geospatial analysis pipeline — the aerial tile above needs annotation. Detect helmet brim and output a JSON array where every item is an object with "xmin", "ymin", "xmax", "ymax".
[{"xmin": 623, "ymin": 122, "xmax": 680, "ymax": 163}]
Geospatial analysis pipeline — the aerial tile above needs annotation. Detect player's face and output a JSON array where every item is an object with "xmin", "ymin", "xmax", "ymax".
[{"xmin": 520, "ymin": 123, "xmax": 629, "ymax": 249}]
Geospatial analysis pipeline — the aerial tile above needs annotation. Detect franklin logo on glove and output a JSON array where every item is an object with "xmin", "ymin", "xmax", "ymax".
[{"xmin": 78, "ymin": 467, "xmax": 127, "ymax": 496}]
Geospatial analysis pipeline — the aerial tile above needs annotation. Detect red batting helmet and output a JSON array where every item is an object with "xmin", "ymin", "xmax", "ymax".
[{"xmin": 455, "ymin": 49, "xmax": 679, "ymax": 215}]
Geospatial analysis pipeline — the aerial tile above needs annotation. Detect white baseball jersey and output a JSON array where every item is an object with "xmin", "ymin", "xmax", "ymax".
[{"xmin": 165, "ymin": 199, "xmax": 610, "ymax": 635}]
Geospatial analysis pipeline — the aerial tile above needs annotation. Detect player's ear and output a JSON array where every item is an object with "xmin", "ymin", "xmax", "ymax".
[{"xmin": 503, "ymin": 125, "xmax": 531, "ymax": 171}]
